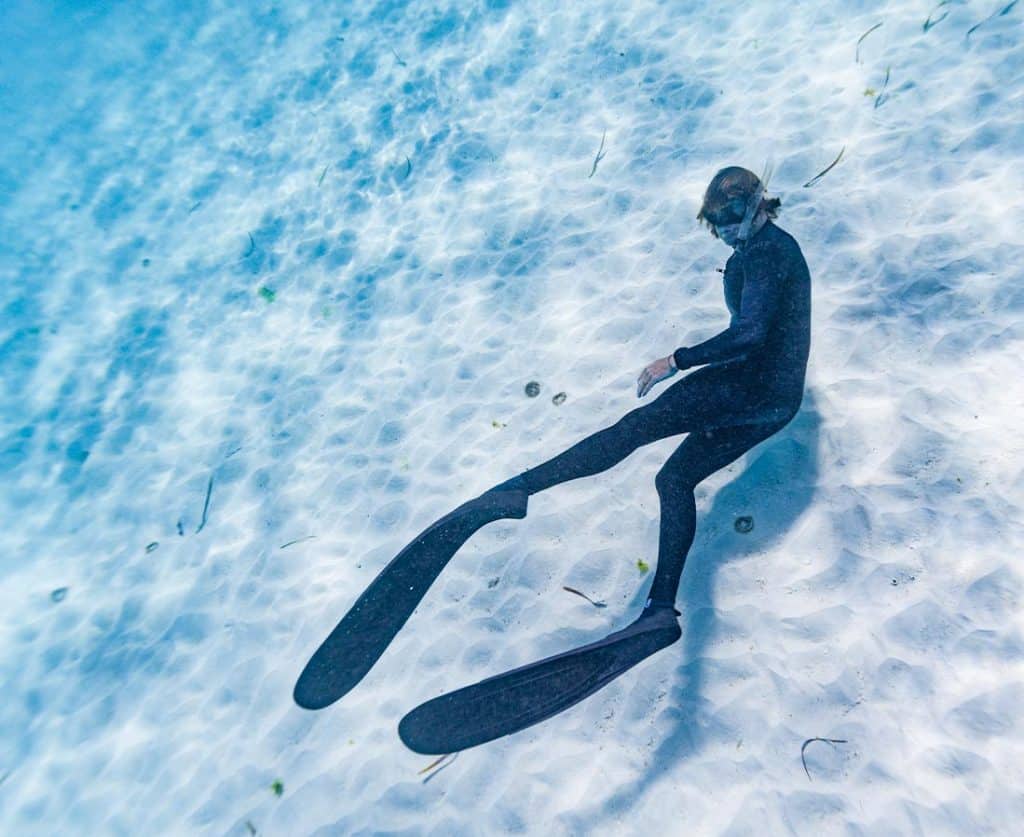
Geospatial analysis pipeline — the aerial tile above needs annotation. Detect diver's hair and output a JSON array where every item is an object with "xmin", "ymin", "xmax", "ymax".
[{"xmin": 697, "ymin": 166, "xmax": 782, "ymax": 237}]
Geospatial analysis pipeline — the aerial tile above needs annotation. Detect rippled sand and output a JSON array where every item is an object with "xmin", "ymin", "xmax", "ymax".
[{"xmin": 2, "ymin": 0, "xmax": 1023, "ymax": 833}]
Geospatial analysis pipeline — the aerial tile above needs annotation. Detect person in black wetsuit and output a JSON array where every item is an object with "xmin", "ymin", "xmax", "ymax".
[
  {"xmin": 491, "ymin": 165, "xmax": 812, "ymax": 617},
  {"xmin": 297, "ymin": 165, "xmax": 812, "ymax": 746},
  {"xmin": 393, "ymin": 166, "xmax": 814, "ymax": 752}
]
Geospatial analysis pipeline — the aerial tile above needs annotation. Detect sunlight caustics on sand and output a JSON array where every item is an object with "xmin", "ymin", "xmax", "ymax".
[{"xmin": 2, "ymin": 0, "xmax": 1023, "ymax": 833}]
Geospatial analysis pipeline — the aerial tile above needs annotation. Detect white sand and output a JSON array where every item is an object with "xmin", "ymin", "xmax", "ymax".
[{"xmin": 2, "ymin": 0, "xmax": 1023, "ymax": 833}]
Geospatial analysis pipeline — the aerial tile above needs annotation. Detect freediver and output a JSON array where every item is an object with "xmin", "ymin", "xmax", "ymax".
[{"xmin": 297, "ymin": 166, "xmax": 812, "ymax": 744}]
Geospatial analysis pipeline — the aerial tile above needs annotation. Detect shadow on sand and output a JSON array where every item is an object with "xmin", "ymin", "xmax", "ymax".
[{"xmin": 590, "ymin": 388, "xmax": 822, "ymax": 821}]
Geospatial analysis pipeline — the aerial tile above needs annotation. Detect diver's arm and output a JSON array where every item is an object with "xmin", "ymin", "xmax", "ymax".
[{"xmin": 672, "ymin": 247, "xmax": 783, "ymax": 370}]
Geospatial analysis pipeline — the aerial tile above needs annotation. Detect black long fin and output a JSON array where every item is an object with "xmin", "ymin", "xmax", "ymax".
[
  {"xmin": 294, "ymin": 490, "xmax": 527, "ymax": 710},
  {"xmin": 398, "ymin": 610, "xmax": 681, "ymax": 754}
]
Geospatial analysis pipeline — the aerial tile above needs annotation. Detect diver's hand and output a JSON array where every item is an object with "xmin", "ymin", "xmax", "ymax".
[{"xmin": 637, "ymin": 355, "xmax": 677, "ymax": 398}]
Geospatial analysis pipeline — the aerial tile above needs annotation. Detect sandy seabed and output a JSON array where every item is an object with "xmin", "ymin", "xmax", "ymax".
[{"xmin": 2, "ymin": 0, "xmax": 1023, "ymax": 834}]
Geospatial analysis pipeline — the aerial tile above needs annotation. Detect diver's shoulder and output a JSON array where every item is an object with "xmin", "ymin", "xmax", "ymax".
[
  {"xmin": 739, "ymin": 222, "xmax": 786, "ymax": 259},
  {"xmin": 765, "ymin": 222, "xmax": 812, "ymax": 281},
  {"xmin": 763, "ymin": 220, "xmax": 800, "ymax": 250},
  {"xmin": 746, "ymin": 221, "xmax": 805, "ymax": 264},
  {"xmin": 761, "ymin": 219, "xmax": 790, "ymax": 244}
]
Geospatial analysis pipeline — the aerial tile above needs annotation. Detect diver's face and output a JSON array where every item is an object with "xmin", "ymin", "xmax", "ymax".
[
  {"xmin": 705, "ymin": 197, "xmax": 747, "ymax": 248},
  {"xmin": 714, "ymin": 222, "xmax": 742, "ymax": 247}
]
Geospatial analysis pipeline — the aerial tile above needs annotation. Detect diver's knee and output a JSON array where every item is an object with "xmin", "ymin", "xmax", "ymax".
[
  {"xmin": 616, "ymin": 407, "xmax": 644, "ymax": 431},
  {"xmin": 655, "ymin": 466, "xmax": 695, "ymax": 496},
  {"xmin": 617, "ymin": 405, "xmax": 660, "ymax": 440},
  {"xmin": 654, "ymin": 469, "xmax": 672, "ymax": 494}
]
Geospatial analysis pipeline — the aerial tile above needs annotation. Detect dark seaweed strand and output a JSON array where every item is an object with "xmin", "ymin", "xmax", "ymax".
[
  {"xmin": 405, "ymin": 156, "xmax": 412, "ymax": 178},
  {"xmin": 280, "ymin": 535, "xmax": 317, "ymax": 549},
  {"xmin": 421, "ymin": 753, "xmax": 458, "ymax": 784},
  {"xmin": 803, "ymin": 146, "xmax": 846, "ymax": 188},
  {"xmin": 317, "ymin": 165, "xmax": 329, "ymax": 187},
  {"xmin": 855, "ymin": 22, "xmax": 883, "ymax": 63},
  {"xmin": 562, "ymin": 586, "xmax": 607, "ymax": 608},
  {"xmin": 195, "ymin": 475, "xmax": 214, "ymax": 534},
  {"xmin": 874, "ymin": 66, "xmax": 891, "ymax": 109},
  {"xmin": 417, "ymin": 754, "xmax": 450, "ymax": 775},
  {"xmin": 801, "ymin": 737, "xmax": 848, "ymax": 781},
  {"xmin": 392, "ymin": 48, "xmax": 407, "ymax": 67},
  {"xmin": 243, "ymin": 233, "xmax": 255, "ymax": 257},
  {"xmin": 588, "ymin": 130, "xmax": 607, "ymax": 179},
  {"xmin": 966, "ymin": 0, "xmax": 1018, "ymax": 39},
  {"xmin": 923, "ymin": 1, "xmax": 951, "ymax": 32}
]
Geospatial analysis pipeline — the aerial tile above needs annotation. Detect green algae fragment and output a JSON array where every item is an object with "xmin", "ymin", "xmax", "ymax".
[
  {"xmin": 270, "ymin": 779, "xmax": 283, "ymax": 797},
  {"xmin": 258, "ymin": 287, "xmax": 276, "ymax": 303},
  {"xmin": 636, "ymin": 559, "xmax": 649, "ymax": 574}
]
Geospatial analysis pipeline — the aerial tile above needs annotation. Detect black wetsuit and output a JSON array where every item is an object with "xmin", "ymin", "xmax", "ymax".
[{"xmin": 500, "ymin": 219, "xmax": 812, "ymax": 606}]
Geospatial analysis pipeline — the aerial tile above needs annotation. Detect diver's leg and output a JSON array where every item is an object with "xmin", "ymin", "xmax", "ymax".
[
  {"xmin": 645, "ymin": 420, "xmax": 789, "ymax": 607},
  {"xmin": 493, "ymin": 376, "xmax": 704, "ymax": 497}
]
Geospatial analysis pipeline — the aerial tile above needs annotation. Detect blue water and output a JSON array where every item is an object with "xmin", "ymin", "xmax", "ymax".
[{"xmin": 3, "ymin": 1, "xmax": 1024, "ymax": 834}]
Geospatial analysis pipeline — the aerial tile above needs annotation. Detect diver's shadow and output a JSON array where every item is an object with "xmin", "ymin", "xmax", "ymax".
[{"xmin": 598, "ymin": 389, "xmax": 821, "ymax": 819}]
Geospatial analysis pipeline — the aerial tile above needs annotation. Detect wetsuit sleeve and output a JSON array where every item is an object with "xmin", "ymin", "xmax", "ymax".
[{"xmin": 673, "ymin": 241, "xmax": 785, "ymax": 369}]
